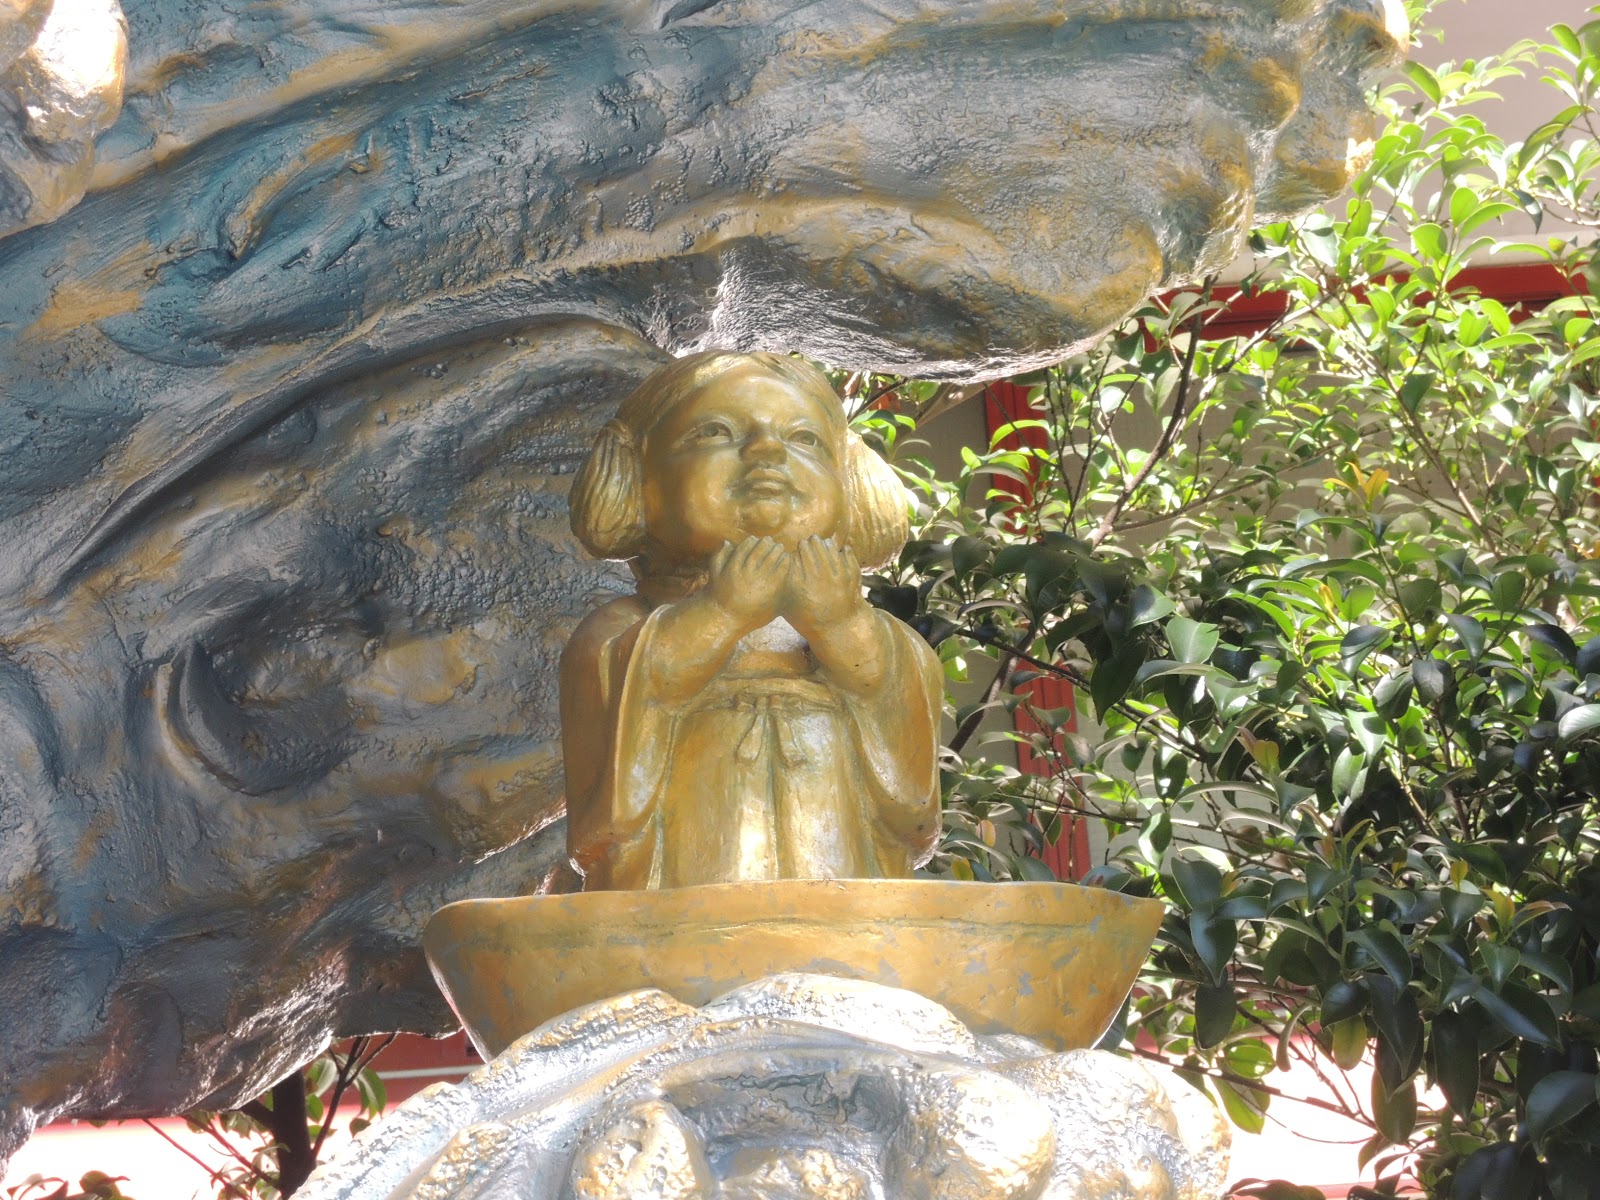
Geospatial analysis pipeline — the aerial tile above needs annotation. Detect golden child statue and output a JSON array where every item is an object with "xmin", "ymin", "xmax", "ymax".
[{"xmin": 561, "ymin": 351, "xmax": 944, "ymax": 890}]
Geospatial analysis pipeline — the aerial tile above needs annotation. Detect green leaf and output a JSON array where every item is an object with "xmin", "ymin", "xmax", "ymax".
[
  {"xmin": 1133, "ymin": 659, "xmax": 1216, "ymax": 685},
  {"xmin": 1090, "ymin": 640, "xmax": 1146, "ymax": 716},
  {"xmin": 1492, "ymin": 571, "xmax": 1526, "ymax": 610},
  {"xmin": 1451, "ymin": 1143, "xmax": 1532, "ymax": 1200},
  {"xmin": 1474, "ymin": 984, "xmax": 1561, "ymax": 1049},
  {"xmin": 356, "ymin": 1066, "xmax": 387, "ymax": 1113},
  {"xmin": 1398, "ymin": 372, "xmax": 1434, "ymax": 413},
  {"xmin": 1558, "ymin": 703, "xmax": 1600, "ymax": 741},
  {"xmin": 1349, "ymin": 711, "xmax": 1388, "ymax": 760},
  {"xmin": 1166, "ymin": 615, "xmax": 1220, "ymax": 664},
  {"xmin": 1524, "ymin": 1071, "xmax": 1598, "ymax": 1141},
  {"xmin": 1373, "ymin": 1075, "xmax": 1417, "ymax": 1144},
  {"xmin": 1171, "ymin": 855, "xmax": 1224, "ymax": 910},
  {"xmin": 1137, "ymin": 810, "xmax": 1171, "ymax": 867},
  {"xmin": 1413, "ymin": 221, "xmax": 1448, "ymax": 262},
  {"xmin": 1449, "ymin": 186, "xmax": 1479, "ymax": 231},
  {"xmin": 1015, "ymin": 856, "xmax": 1057, "ymax": 882},
  {"xmin": 1412, "ymin": 658, "xmax": 1451, "ymax": 703},
  {"xmin": 1129, "ymin": 584, "xmax": 1176, "ymax": 627},
  {"xmin": 951, "ymin": 535, "xmax": 990, "ymax": 579},
  {"xmin": 1446, "ymin": 614, "xmax": 1486, "ymax": 659},
  {"xmin": 1431, "ymin": 1009, "xmax": 1480, "ymax": 1117},
  {"xmin": 1331, "ymin": 746, "xmax": 1366, "ymax": 798},
  {"xmin": 1350, "ymin": 928, "xmax": 1412, "ymax": 985},
  {"xmin": 1403, "ymin": 61, "xmax": 1442, "ymax": 103},
  {"xmin": 1191, "ymin": 912, "xmax": 1237, "ymax": 986},
  {"xmin": 1368, "ymin": 975, "xmax": 1422, "ymax": 1085},
  {"xmin": 1340, "ymin": 624, "xmax": 1390, "ymax": 671},
  {"xmin": 1024, "ymin": 549, "xmax": 1075, "ymax": 608},
  {"xmin": 1397, "ymin": 577, "xmax": 1441, "ymax": 616},
  {"xmin": 1526, "ymin": 623, "xmax": 1579, "ymax": 664},
  {"xmin": 1321, "ymin": 977, "xmax": 1368, "ymax": 1025},
  {"xmin": 304, "ymin": 1054, "xmax": 338, "ymax": 1098},
  {"xmin": 1194, "ymin": 982, "xmax": 1235, "ymax": 1048},
  {"xmin": 1331, "ymin": 1017, "xmax": 1368, "ymax": 1070},
  {"xmin": 1217, "ymin": 1079, "xmax": 1267, "ymax": 1134}
]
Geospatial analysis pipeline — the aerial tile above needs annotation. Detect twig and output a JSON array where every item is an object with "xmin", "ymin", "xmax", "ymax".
[
  {"xmin": 1086, "ymin": 284, "xmax": 1213, "ymax": 549},
  {"xmin": 1127, "ymin": 1045, "xmax": 1376, "ymax": 1122},
  {"xmin": 141, "ymin": 1119, "xmax": 252, "ymax": 1200},
  {"xmin": 947, "ymin": 652, "xmax": 1017, "ymax": 756}
]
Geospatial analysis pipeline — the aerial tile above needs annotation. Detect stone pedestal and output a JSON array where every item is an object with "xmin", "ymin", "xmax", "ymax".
[{"xmin": 299, "ymin": 973, "xmax": 1229, "ymax": 1200}]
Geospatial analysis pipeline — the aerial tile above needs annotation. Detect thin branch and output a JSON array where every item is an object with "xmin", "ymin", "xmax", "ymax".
[
  {"xmin": 1087, "ymin": 285, "xmax": 1213, "ymax": 549},
  {"xmin": 947, "ymin": 653, "xmax": 1017, "ymax": 756},
  {"xmin": 1127, "ymin": 1045, "xmax": 1375, "ymax": 1123},
  {"xmin": 141, "ymin": 1119, "xmax": 253, "ymax": 1200}
]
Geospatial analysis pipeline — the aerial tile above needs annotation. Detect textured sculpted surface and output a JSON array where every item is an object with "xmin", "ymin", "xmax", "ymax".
[
  {"xmin": 297, "ymin": 974, "xmax": 1230, "ymax": 1200},
  {"xmin": 0, "ymin": 0, "xmax": 126, "ymax": 236},
  {"xmin": 0, "ymin": 0, "xmax": 1404, "ymax": 1164}
]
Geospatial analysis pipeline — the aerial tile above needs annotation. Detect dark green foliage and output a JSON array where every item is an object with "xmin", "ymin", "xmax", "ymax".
[{"xmin": 850, "ymin": 5, "xmax": 1600, "ymax": 1195}]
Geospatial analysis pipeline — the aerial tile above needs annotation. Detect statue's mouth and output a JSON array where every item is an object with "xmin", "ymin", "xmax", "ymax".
[{"xmin": 735, "ymin": 471, "xmax": 792, "ymax": 499}]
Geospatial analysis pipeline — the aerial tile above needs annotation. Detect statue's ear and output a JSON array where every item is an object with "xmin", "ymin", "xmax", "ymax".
[
  {"xmin": 844, "ymin": 432, "xmax": 911, "ymax": 570},
  {"xmin": 570, "ymin": 422, "xmax": 646, "ymax": 560}
]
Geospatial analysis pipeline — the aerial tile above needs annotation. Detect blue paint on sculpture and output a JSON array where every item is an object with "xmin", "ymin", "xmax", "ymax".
[{"xmin": 0, "ymin": 0, "xmax": 1405, "ymax": 1166}]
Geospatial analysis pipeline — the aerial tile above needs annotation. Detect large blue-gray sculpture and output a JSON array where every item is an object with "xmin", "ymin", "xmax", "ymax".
[{"xmin": 0, "ymin": 0, "xmax": 1406, "ymax": 1168}]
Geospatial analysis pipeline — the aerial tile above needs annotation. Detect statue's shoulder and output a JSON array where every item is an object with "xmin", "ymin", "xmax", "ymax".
[{"xmin": 563, "ymin": 594, "xmax": 652, "ymax": 664}]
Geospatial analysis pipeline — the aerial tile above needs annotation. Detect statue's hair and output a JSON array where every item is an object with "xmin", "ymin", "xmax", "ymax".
[{"xmin": 569, "ymin": 351, "xmax": 909, "ymax": 569}]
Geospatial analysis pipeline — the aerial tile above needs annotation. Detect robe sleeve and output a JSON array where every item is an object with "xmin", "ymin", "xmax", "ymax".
[
  {"xmin": 844, "ymin": 611, "xmax": 946, "ymax": 874},
  {"xmin": 559, "ymin": 597, "xmax": 676, "ymax": 890}
]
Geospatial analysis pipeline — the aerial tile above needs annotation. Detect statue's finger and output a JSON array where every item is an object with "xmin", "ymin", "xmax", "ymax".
[
  {"xmin": 755, "ymin": 538, "xmax": 786, "ymax": 571},
  {"xmin": 734, "ymin": 535, "xmax": 764, "ymax": 566}
]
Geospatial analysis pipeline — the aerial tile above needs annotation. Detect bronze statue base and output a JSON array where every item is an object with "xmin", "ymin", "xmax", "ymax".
[{"xmin": 423, "ymin": 878, "xmax": 1163, "ymax": 1058}]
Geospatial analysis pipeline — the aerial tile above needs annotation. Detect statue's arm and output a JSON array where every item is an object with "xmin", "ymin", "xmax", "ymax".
[
  {"xmin": 634, "ymin": 536, "xmax": 790, "ymax": 704},
  {"xmin": 803, "ymin": 607, "xmax": 896, "ymax": 696},
  {"xmin": 630, "ymin": 595, "xmax": 752, "ymax": 705},
  {"xmin": 786, "ymin": 537, "xmax": 893, "ymax": 696}
]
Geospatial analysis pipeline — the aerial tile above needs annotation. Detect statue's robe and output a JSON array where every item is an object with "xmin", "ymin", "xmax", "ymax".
[{"xmin": 560, "ymin": 595, "xmax": 943, "ymax": 890}]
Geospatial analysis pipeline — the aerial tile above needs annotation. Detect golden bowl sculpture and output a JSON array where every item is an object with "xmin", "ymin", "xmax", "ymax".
[{"xmin": 424, "ymin": 879, "xmax": 1164, "ymax": 1059}]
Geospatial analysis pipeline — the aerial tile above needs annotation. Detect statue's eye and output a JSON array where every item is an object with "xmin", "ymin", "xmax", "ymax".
[
  {"xmin": 789, "ymin": 429, "xmax": 821, "ymax": 448},
  {"xmin": 696, "ymin": 421, "xmax": 733, "ymax": 441}
]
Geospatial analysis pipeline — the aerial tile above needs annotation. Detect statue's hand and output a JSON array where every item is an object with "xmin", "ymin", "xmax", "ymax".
[
  {"xmin": 707, "ymin": 536, "xmax": 789, "ymax": 627},
  {"xmin": 787, "ymin": 537, "xmax": 865, "ymax": 632}
]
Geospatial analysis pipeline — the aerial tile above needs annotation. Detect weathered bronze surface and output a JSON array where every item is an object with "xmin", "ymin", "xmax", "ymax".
[
  {"xmin": 563, "ymin": 353, "xmax": 942, "ymax": 889},
  {"xmin": 425, "ymin": 879, "xmax": 1166, "ymax": 1057},
  {"xmin": 0, "ymin": 0, "xmax": 126, "ymax": 236},
  {"xmin": 298, "ymin": 973, "xmax": 1229, "ymax": 1200},
  {"xmin": 0, "ymin": 0, "xmax": 1406, "ymax": 1166}
]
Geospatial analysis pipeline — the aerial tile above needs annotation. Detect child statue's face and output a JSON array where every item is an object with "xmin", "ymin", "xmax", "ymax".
[{"xmin": 640, "ymin": 365, "xmax": 847, "ymax": 564}]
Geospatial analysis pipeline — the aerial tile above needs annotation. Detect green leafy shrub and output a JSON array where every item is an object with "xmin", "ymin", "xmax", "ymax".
[{"xmin": 859, "ymin": 5, "xmax": 1600, "ymax": 1196}]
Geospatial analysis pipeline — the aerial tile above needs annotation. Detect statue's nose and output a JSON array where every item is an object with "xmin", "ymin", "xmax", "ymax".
[{"xmin": 742, "ymin": 429, "xmax": 785, "ymax": 462}]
